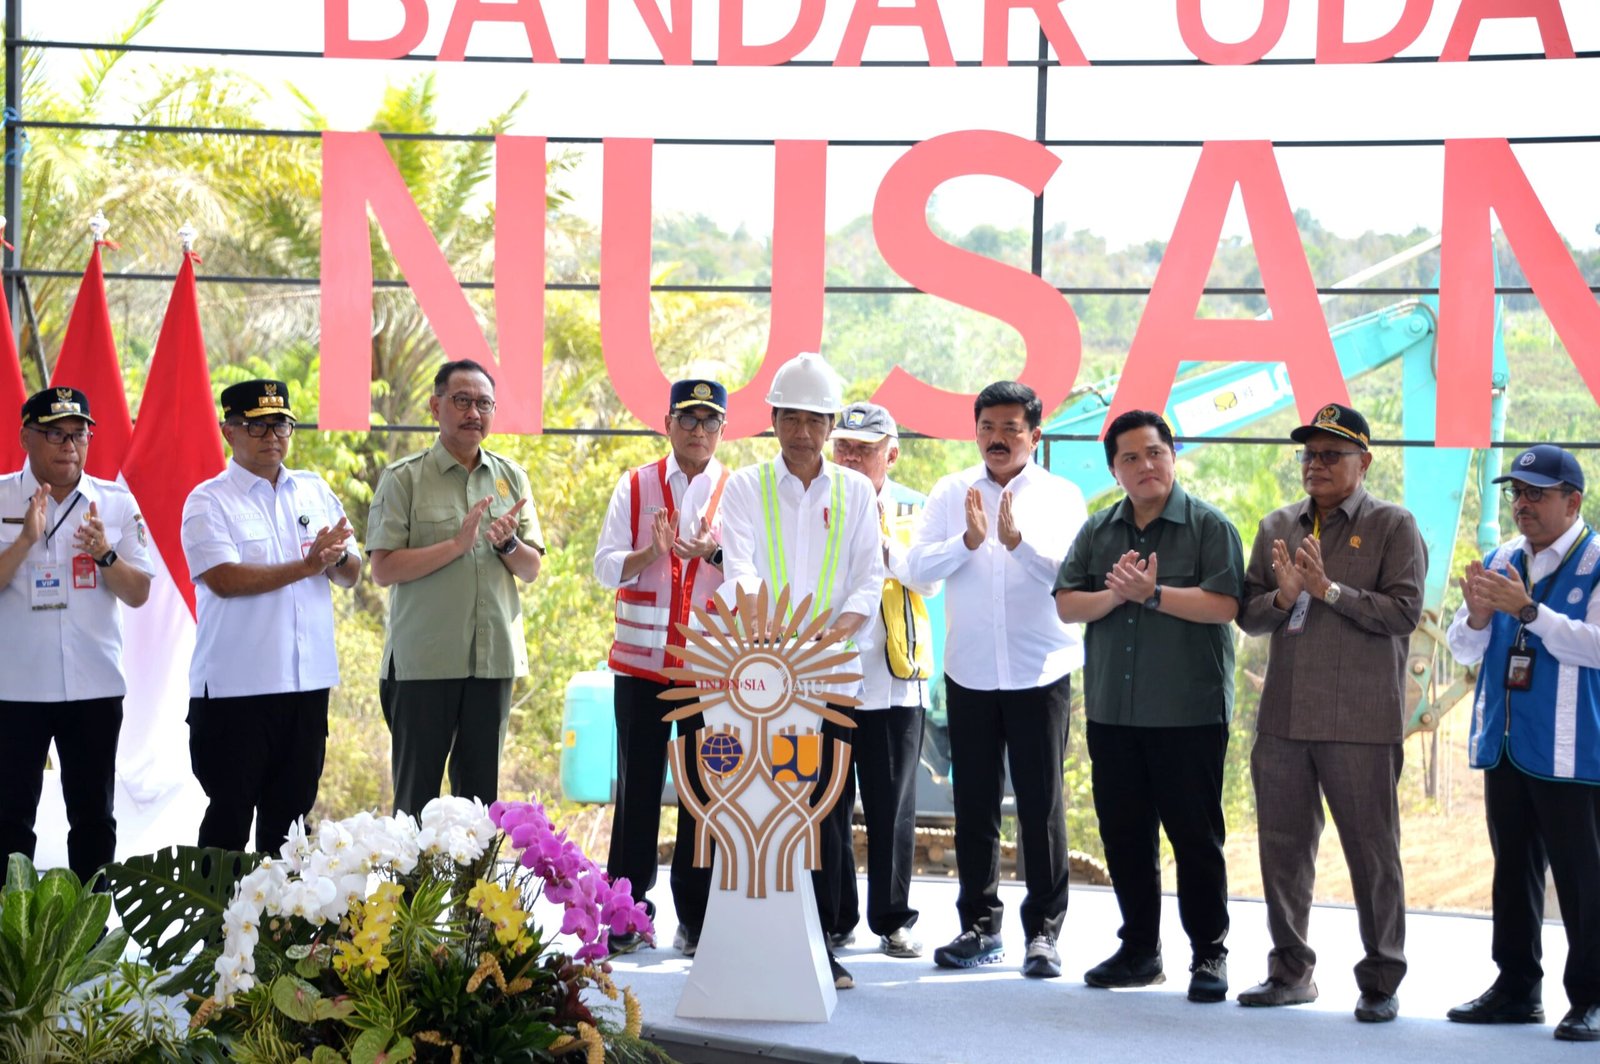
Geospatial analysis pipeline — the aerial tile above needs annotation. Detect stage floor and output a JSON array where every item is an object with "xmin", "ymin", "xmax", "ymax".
[{"xmin": 611, "ymin": 872, "xmax": 1582, "ymax": 1064}]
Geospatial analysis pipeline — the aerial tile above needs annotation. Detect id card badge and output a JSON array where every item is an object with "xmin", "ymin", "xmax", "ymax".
[
  {"xmin": 71, "ymin": 553, "xmax": 98, "ymax": 590},
  {"xmin": 1285, "ymin": 590, "xmax": 1312, "ymax": 635},
  {"xmin": 29, "ymin": 561, "xmax": 68, "ymax": 610},
  {"xmin": 1506, "ymin": 650, "xmax": 1536, "ymax": 691}
]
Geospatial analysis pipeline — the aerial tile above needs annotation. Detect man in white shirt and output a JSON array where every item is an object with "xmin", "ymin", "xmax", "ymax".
[
  {"xmin": 719, "ymin": 352, "xmax": 885, "ymax": 990},
  {"xmin": 906, "ymin": 380, "xmax": 1087, "ymax": 979},
  {"xmin": 1445, "ymin": 445, "xmax": 1600, "ymax": 1042},
  {"xmin": 593, "ymin": 378, "xmax": 729, "ymax": 956},
  {"xmin": 0, "ymin": 387, "xmax": 152, "ymax": 888},
  {"xmin": 182, "ymin": 380, "xmax": 362, "ymax": 854},
  {"xmin": 826, "ymin": 401, "xmax": 940, "ymax": 959}
]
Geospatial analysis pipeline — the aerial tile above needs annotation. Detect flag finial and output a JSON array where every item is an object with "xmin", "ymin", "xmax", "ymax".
[
  {"xmin": 89, "ymin": 210, "xmax": 110, "ymax": 242},
  {"xmin": 178, "ymin": 223, "xmax": 197, "ymax": 252}
]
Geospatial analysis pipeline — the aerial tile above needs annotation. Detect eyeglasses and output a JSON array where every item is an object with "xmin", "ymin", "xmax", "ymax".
[
  {"xmin": 447, "ymin": 393, "xmax": 496, "ymax": 414},
  {"xmin": 1504, "ymin": 484, "xmax": 1572, "ymax": 503},
  {"xmin": 29, "ymin": 425, "xmax": 92, "ymax": 446},
  {"xmin": 235, "ymin": 420, "xmax": 294, "ymax": 439},
  {"xmin": 1296, "ymin": 448, "xmax": 1360, "ymax": 466},
  {"xmin": 673, "ymin": 412, "xmax": 724, "ymax": 433}
]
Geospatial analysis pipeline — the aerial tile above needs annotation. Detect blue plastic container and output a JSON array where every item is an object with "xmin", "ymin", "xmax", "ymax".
[{"xmin": 560, "ymin": 666, "xmax": 618, "ymax": 804}]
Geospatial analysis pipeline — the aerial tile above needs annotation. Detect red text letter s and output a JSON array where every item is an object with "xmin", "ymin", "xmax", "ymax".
[
  {"xmin": 1439, "ymin": 139, "xmax": 1600, "ymax": 446},
  {"xmin": 600, "ymin": 139, "xmax": 826, "ymax": 440},
  {"xmin": 319, "ymin": 132, "xmax": 546, "ymax": 433},
  {"xmin": 324, "ymin": 0, "xmax": 428, "ymax": 59},
  {"xmin": 871, "ymin": 131, "xmax": 1079, "ymax": 439},
  {"xmin": 1105, "ymin": 141, "xmax": 1345, "ymax": 433}
]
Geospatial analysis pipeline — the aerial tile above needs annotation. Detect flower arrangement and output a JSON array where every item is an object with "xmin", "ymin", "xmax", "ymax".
[{"xmin": 188, "ymin": 796, "xmax": 661, "ymax": 1063}]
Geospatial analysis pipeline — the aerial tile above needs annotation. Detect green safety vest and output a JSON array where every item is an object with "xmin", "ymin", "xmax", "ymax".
[{"xmin": 759, "ymin": 462, "xmax": 847, "ymax": 626}]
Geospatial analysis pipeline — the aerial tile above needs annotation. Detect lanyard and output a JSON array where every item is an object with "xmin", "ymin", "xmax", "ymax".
[{"xmin": 44, "ymin": 491, "xmax": 84, "ymax": 551}]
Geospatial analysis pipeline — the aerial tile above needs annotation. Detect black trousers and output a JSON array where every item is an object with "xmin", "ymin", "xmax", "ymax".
[
  {"xmin": 605, "ymin": 674, "xmax": 712, "ymax": 933},
  {"xmin": 189, "ymin": 689, "xmax": 329, "ymax": 854},
  {"xmin": 945, "ymin": 673, "xmax": 1073, "ymax": 941},
  {"xmin": 0, "ymin": 696, "xmax": 121, "ymax": 888},
  {"xmin": 1485, "ymin": 759, "xmax": 1600, "ymax": 1004},
  {"xmin": 823, "ymin": 704, "xmax": 924, "ymax": 938},
  {"xmin": 811, "ymin": 703, "xmax": 857, "ymax": 937},
  {"xmin": 1087, "ymin": 720, "xmax": 1229, "ymax": 962},
  {"xmin": 380, "ymin": 666, "xmax": 512, "ymax": 816}
]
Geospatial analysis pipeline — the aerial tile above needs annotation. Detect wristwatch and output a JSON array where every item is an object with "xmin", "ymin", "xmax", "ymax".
[
  {"xmin": 495, "ymin": 537, "xmax": 519, "ymax": 556},
  {"xmin": 1518, "ymin": 603, "xmax": 1540, "ymax": 625},
  {"xmin": 95, "ymin": 549, "xmax": 117, "ymax": 569},
  {"xmin": 333, "ymin": 550, "xmax": 350, "ymax": 569},
  {"xmin": 1322, "ymin": 582, "xmax": 1342, "ymax": 606},
  {"xmin": 1142, "ymin": 586, "xmax": 1162, "ymax": 611},
  {"xmin": 710, "ymin": 547, "xmax": 725, "ymax": 568}
]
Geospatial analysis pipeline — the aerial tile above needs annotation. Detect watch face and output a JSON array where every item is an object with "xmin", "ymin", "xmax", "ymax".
[{"xmin": 1520, "ymin": 604, "xmax": 1539, "ymax": 624}]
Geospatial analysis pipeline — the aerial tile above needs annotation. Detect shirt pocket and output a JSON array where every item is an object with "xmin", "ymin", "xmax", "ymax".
[
  {"xmin": 229, "ymin": 513, "xmax": 273, "ymax": 563},
  {"xmin": 413, "ymin": 505, "xmax": 458, "ymax": 548}
]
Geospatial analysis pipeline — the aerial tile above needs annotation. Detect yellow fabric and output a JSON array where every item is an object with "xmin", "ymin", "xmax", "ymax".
[{"xmin": 880, "ymin": 505, "xmax": 933, "ymax": 681}]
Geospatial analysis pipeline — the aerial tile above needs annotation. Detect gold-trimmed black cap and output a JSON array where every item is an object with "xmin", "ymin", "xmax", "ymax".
[
  {"xmin": 669, "ymin": 379, "xmax": 727, "ymax": 415},
  {"xmin": 221, "ymin": 379, "xmax": 296, "ymax": 421},
  {"xmin": 21, "ymin": 386, "xmax": 95, "ymax": 426},
  {"xmin": 1290, "ymin": 402, "xmax": 1370, "ymax": 451}
]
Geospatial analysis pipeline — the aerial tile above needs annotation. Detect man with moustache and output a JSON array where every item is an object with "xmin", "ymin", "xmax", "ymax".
[
  {"xmin": 825, "ymin": 401, "xmax": 940, "ymax": 959},
  {"xmin": 907, "ymin": 381, "xmax": 1087, "ymax": 979},
  {"xmin": 1237, "ymin": 402, "xmax": 1425, "ymax": 1023},
  {"xmin": 719, "ymin": 352, "xmax": 884, "ymax": 990},
  {"xmin": 368, "ymin": 359, "xmax": 544, "ymax": 815},
  {"xmin": 1053, "ymin": 410, "xmax": 1243, "ymax": 1002},
  {"xmin": 594, "ymin": 379, "xmax": 729, "ymax": 956},
  {"xmin": 1446, "ymin": 445, "xmax": 1600, "ymax": 1042},
  {"xmin": 182, "ymin": 380, "xmax": 363, "ymax": 854},
  {"xmin": 0, "ymin": 387, "xmax": 152, "ymax": 888}
]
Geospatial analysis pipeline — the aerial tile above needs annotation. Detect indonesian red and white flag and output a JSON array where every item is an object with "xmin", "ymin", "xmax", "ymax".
[
  {"xmin": 49, "ymin": 242, "xmax": 131, "ymax": 478},
  {"xmin": 0, "ymin": 284, "xmax": 24, "ymax": 472}
]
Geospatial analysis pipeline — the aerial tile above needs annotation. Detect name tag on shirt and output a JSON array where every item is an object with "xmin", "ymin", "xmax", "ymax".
[
  {"xmin": 30, "ymin": 561, "xmax": 68, "ymax": 610},
  {"xmin": 1285, "ymin": 590, "xmax": 1312, "ymax": 635},
  {"xmin": 72, "ymin": 554, "xmax": 98, "ymax": 590}
]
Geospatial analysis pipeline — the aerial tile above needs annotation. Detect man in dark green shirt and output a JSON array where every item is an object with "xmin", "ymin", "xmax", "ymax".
[{"xmin": 1054, "ymin": 410, "xmax": 1244, "ymax": 1004}]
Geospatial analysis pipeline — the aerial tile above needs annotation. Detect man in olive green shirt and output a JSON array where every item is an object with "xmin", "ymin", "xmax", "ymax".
[
  {"xmin": 1053, "ymin": 410, "xmax": 1243, "ymax": 1004},
  {"xmin": 367, "ymin": 359, "xmax": 544, "ymax": 815}
]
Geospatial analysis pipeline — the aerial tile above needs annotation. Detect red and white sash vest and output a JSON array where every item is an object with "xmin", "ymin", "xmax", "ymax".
[{"xmin": 608, "ymin": 457, "xmax": 730, "ymax": 683}]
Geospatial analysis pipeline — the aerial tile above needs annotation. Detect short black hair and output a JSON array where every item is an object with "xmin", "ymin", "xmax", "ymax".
[
  {"xmin": 974, "ymin": 381, "xmax": 1042, "ymax": 429},
  {"xmin": 434, "ymin": 359, "xmax": 496, "ymax": 394},
  {"xmin": 1104, "ymin": 410, "xmax": 1175, "ymax": 467}
]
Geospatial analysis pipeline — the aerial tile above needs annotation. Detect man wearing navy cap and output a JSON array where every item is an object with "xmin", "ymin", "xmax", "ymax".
[
  {"xmin": 182, "ymin": 379, "xmax": 362, "ymax": 854},
  {"xmin": 593, "ymin": 378, "xmax": 729, "ymax": 954},
  {"xmin": 1237, "ymin": 401, "xmax": 1426, "ymax": 1022},
  {"xmin": 1447, "ymin": 444, "xmax": 1600, "ymax": 1041},
  {"xmin": 0, "ymin": 387, "xmax": 152, "ymax": 888}
]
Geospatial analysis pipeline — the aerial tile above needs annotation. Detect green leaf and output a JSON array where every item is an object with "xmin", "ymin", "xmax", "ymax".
[
  {"xmin": 270, "ymin": 973, "xmax": 324, "ymax": 1023},
  {"xmin": 349, "ymin": 1026, "xmax": 393, "ymax": 1064},
  {"xmin": 2, "ymin": 853, "xmax": 39, "ymax": 896},
  {"xmin": 311, "ymin": 1048, "xmax": 349, "ymax": 1064},
  {"xmin": 104, "ymin": 846, "xmax": 262, "ymax": 993}
]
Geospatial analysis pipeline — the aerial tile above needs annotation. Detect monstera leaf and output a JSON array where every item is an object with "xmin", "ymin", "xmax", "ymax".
[{"xmin": 104, "ymin": 846, "xmax": 262, "ymax": 993}]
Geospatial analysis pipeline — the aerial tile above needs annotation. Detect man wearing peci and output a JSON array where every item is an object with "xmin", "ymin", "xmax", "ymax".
[
  {"xmin": 594, "ymin": 378, "xmax": 729, "ymax": 957},
  {"xmin": 1446, "ymin": 445, "xmax": 1600, "ymax": 1042},
  {"xmin": 906, "ymin": 380, "xmax": 1087, "ymax": 979},
  {"xmin": 368, "ymin": 359, "xmax": 544, "ymax": 815},
  {"xmin": 182, "ymin": 379, "xmax": 363, "ymax": 854},
  {"xmin": 0, "ymin": 387, "xmax": 152, "ymax": 888},
  {"xmin": 825, "ymin": 401, "xmax": 942, "ymax": 959},
  {"xmin": 1236, "ymin": 402, "xmax": 1425, "ymax": 1024},
  {"xmin": 1053, "ymin": 410, "xmax": 1243, "ymax": 1003}
]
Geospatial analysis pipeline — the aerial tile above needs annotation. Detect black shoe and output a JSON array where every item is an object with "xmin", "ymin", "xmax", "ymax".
[
  {"xmin": 1556, "ymin": 1004, "xmax": 1600, "ymax": 1042},
  {"xmin": 672, "ymin": 924, "xmax": 700, "ymax": 958},
  {"xmin": 828, "ymin": 929, "xmax": 857, "ymax": 950},
  {"xmin": 829, "ymin": 953, "xmax": 854, "ymax": 990},
  {"xmin": 933, "ymin": 929, "xmax": 1004, "ymax": 970},
  {"xmin": 1187, "ymin": 957, "xmax": 1228, "ymax": 1003},
  {"xmin": 1446, "ymin": 986, "xmax": 1544, "ymax": 1025},
  {"xmin": 1238, "ymin": 977, "xmax": 1318, "ymax": 1007},
  {"xmin": 1356, "ymin": 992, "xmax": 1399, "ymax": 1023},
  {"xmin": 609, "ymin": 930, "xmax": 645, "ymax": 952},
  {"xmin": 1084, "ymin": 945, "xmax": 1165, "ymax": 988},
  {"xmin": 1022, "ymin": 935, "xmax": 1061, "ymax": 979}
]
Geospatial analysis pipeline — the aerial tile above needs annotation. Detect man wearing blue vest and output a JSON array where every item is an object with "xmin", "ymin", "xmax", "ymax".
[{"xmin": 1446, "ymin": 444, "xmax": 1600, "ymax": 1042}]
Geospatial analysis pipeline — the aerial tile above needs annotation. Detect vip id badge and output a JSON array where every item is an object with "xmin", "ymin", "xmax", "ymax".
[{"xmin": 29, "ymin": 561, "xmax": 68, "ymax": 610}]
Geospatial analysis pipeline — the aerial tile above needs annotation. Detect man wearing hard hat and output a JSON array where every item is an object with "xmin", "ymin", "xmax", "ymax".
[{"xmin": 718, "ymin": 352, "xmax": 886, "ymax": 991}]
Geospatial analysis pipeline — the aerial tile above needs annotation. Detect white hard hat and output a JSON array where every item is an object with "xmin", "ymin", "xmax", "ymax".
[{"xmin": 765, "ymin": 352, "xmax": 845, "ymax": 415}]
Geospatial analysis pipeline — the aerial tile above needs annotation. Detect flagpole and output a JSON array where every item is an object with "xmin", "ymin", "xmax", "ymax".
[{"xmin": 4, "ymin": 0, "xmax": 21, "ymax": 341}]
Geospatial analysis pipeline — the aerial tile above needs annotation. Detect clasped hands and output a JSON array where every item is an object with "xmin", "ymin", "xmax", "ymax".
[
  {"xmin": 963, "ymin": 487, "xmax": 1022, "ymax": 551},
  {"xmin": 1458, "ymin": 559, "xmax": 1534, "ymax": 628},
  {"xmin": 455, "ymin": 496, "xmax": 528, "ymax": 557},
  {"xmin": 1104, "ymin": 550, "xmax": 1158, "ymax": 605},
  {"xmin": 646, "ymin": 509, "xmax": 719, "ymax": 563},
  {"xmin": 1270, "ymin": 536, "xmax": 1332, "ymax": 609}
]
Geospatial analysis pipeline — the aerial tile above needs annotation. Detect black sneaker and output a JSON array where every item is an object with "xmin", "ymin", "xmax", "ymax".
[
  {"xmin": 828, "ymin": 929, "xmax": 857, "ymax": 950},
  {"xmin": 1188, "ymin": 957, "xmax": 1228, "ymax": 1003},
  {"xmin": 830, "ymin": 953, "xmax": 854, "ymax": 989},
  {"xmin": 1022, "ymin": 935, "xmax": 1061, "ymax": 979},
  {"xmin": 1084, "ymin": 945, "xmax": 1165, "ymax": 988},
  {"xmin": 933, "ymin": 929, "xmax": 1004, "ymax": 970},
  {"xmin": 609, "ymin": 930, "xmax": 645, "ymax": 953},
  {"xmin": 672, "ymin": 924, "xmax": 700, "ymax": 958}
]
